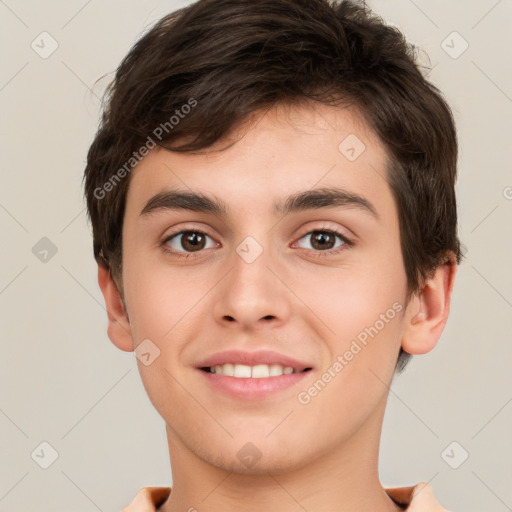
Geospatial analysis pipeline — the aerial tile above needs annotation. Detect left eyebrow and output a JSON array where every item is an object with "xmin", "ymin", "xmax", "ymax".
[
  {"xmin": 274, "ymin": 186, "xmax": 379, "ymax": 220},
  {"xmin": 139, "ymin": 186, "xmax": 380, "ymax": 221}
]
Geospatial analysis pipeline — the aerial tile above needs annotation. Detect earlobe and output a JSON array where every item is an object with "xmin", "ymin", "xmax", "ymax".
[
  {"xmin": 97, "ymin": 264, "xmax": 134, "ymax": 352},
  {"xmin": 401, "ymin": 261, "xmax": 458, "ymax": 355}
]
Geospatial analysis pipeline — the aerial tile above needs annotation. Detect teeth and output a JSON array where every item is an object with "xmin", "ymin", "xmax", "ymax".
[{"xmin": 209, "ymin": 363, "xmax": 300, "ymax": 378}]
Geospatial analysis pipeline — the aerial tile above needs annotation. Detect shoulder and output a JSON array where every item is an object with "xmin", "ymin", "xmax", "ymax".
[
  {"xmin": 123, "ymin": 486, "xmax": 171, "ymax": 512},
  {"xmin": 386, "ymin": 482, "xmax": 452, "ymax": 512}
]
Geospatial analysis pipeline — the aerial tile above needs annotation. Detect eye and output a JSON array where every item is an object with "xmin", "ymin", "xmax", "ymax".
[
  {"xmin": 295, "ymin": 229, "xmax": 352, "ymax": 255},
  {"xmin": 160, "ymin": 227, "xmax": 353, "ymax": 260},
  {"xmin": 162, "ymin": 230, "xmax": 218, "ymax": 258}
]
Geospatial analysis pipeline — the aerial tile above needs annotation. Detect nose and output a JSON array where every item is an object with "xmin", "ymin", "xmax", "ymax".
[{"xmin": 212, "ymin": 239, "xmax": 292, "ymax": 332}]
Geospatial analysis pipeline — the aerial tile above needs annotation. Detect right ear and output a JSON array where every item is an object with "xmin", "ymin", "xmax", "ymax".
[{"xmin": 97, "ymin": 264, "xmax": 134, "ymax": 352}]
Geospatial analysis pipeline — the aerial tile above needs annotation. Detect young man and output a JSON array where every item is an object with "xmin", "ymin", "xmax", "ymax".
[{"xmin": 83, "ymin": 0, "xmax": 462, "ymax": 510}]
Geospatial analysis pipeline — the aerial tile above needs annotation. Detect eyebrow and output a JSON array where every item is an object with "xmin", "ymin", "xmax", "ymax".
[{"xmin": 139, "ymin": 186, "xmax": 379, "ymax": 220}]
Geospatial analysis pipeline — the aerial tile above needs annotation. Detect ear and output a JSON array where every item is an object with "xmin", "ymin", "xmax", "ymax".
[
  {"xmin": 401, "ymin": 260, "xmax": 458, "ymax": 355},
  {"xmin": 97, "ymin": 264, "xmax": 134, "ymax": 352}
]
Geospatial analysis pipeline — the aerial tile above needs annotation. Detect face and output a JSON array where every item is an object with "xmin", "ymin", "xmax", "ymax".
[{"xmin": 119, "ymin": 102, "xmax": 410, "ymax": 474}]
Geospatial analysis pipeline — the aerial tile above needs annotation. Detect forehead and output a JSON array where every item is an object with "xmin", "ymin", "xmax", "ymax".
[{"xmin": 124, "ymin": 101, "xmax": 392, "ymax": 221}]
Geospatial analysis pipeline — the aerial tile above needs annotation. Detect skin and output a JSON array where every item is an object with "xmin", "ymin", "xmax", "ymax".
[{"xmin": 98, "ymin": 101, "xmax": 457, "ymax": 512}]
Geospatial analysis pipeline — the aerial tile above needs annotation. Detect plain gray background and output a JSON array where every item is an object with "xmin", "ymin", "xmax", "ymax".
[{"xmin": 1, "ymin": 1, "xmax": 511, "ymax": 511}]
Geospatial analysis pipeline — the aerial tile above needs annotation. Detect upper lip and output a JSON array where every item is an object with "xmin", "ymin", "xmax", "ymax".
[{"xmin": 196, "ymin": 350, "xmax": 313, "ymax": 370}]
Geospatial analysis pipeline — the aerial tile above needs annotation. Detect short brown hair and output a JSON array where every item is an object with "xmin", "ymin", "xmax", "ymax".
[{"xmin": 83, "ymin": 0, "xmax": 464, "ymax": 373}]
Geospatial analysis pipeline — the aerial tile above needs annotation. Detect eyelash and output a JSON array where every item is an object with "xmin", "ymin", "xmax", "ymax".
[{"xmin": 160, "ymin": 227, "xmax": 354, "ymax": 260}]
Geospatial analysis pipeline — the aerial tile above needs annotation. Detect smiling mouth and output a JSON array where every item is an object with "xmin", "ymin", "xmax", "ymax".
[{"xmin": 200, "ymin": 363, "xmax": 313, "ymax": 378}]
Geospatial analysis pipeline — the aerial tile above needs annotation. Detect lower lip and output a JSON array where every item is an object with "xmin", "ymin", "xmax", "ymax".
[{"xmin": 197, "ymin": 369, "xmax": 311, "ymax": 400}]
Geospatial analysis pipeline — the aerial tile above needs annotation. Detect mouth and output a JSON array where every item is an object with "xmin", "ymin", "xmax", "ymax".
[
  {"xmin": 195, "ymin": 349, "xmax": 314, "ymax": 399},
  {"xmin": 200, "ymin": 364, "xmax": 313, "ymax": 378},
  {"xmin": 197, "ymin": 363, "xmax": 313, "ymax": 401}
]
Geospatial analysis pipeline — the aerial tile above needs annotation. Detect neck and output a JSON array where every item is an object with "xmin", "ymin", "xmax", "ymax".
[{"xmin": 158, "ymin": 400, "xmax": 402, "ymax": 512}]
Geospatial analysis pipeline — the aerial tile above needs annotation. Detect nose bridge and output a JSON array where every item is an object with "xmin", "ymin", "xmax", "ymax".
[{"xmin": 213, "ymin": 232, "xmax": 290, "ymax": 328}]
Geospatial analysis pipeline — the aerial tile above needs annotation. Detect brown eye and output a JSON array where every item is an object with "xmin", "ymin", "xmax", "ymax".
[
  {"xmin": 165, "ymin": 230, "xmax": 216, "ymax": 254},
  {"xmin": 180, "ymin": 231, "xmax": 206, "ymax": 251},
  {"xmin": 310, "ymin": 231, "xmax": 337, "ymax": 250},
  {"xmin": 296, "ymin": 229, "xmax": 350, "ymax": 254}
]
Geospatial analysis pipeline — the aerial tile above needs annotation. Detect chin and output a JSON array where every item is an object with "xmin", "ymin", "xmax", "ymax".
[
  {"xmin": 210, "ymin": 447, "xmax": 307, "ymax": 476},
  {"xmin": 187, "ymin": 428, "xmax": 318, "ymax": 476}
]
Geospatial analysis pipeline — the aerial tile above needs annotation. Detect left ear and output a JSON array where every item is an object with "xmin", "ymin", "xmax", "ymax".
[{"xmin": 401, "ymin": 260, "xmax": 458, "ymax": 355}]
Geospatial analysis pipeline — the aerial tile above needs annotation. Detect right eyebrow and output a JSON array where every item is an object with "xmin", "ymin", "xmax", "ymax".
[{"xmin": 140, "ymin": 189, "xmax": 227, "ymax": 218}]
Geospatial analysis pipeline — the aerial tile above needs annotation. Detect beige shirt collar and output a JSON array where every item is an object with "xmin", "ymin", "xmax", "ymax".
[{"xmin": 123, "ymin": 482, "xmax": 450, "ymax": 511}]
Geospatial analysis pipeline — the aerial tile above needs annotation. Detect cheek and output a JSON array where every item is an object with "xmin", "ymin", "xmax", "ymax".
[
  {"xmin": 295, "ymin": 260, "xmax": 406, "ymax": 341},
  {"xmin": 123, "ymin": 246, "xmax": 210, "ymax": 341},
  {"xmin": 293, "ymin": 274, "xmax": 405, "ymax": 442},
  {"xmin": 291, "ymin": 250, "xmax": 407, "ymax": 399},
  {"xmin": 123, "ymin": 264, "xmax": 203, "ymax": 413}
]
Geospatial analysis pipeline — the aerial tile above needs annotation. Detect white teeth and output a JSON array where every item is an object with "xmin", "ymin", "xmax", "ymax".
[
  {"xmin": 234, "ymin": 364, "xmax": 252, "ymax": 378},
  {"xmin": 251, "ymin": 364, "xmax": 269, "ymax": 378},
  {"xmin": 269, "ymin": 364, "xmax": 283, "ymax": 376},
  {"xmin": 209, "ymin": 363, "xmax": 300, "ymax": 378}
]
